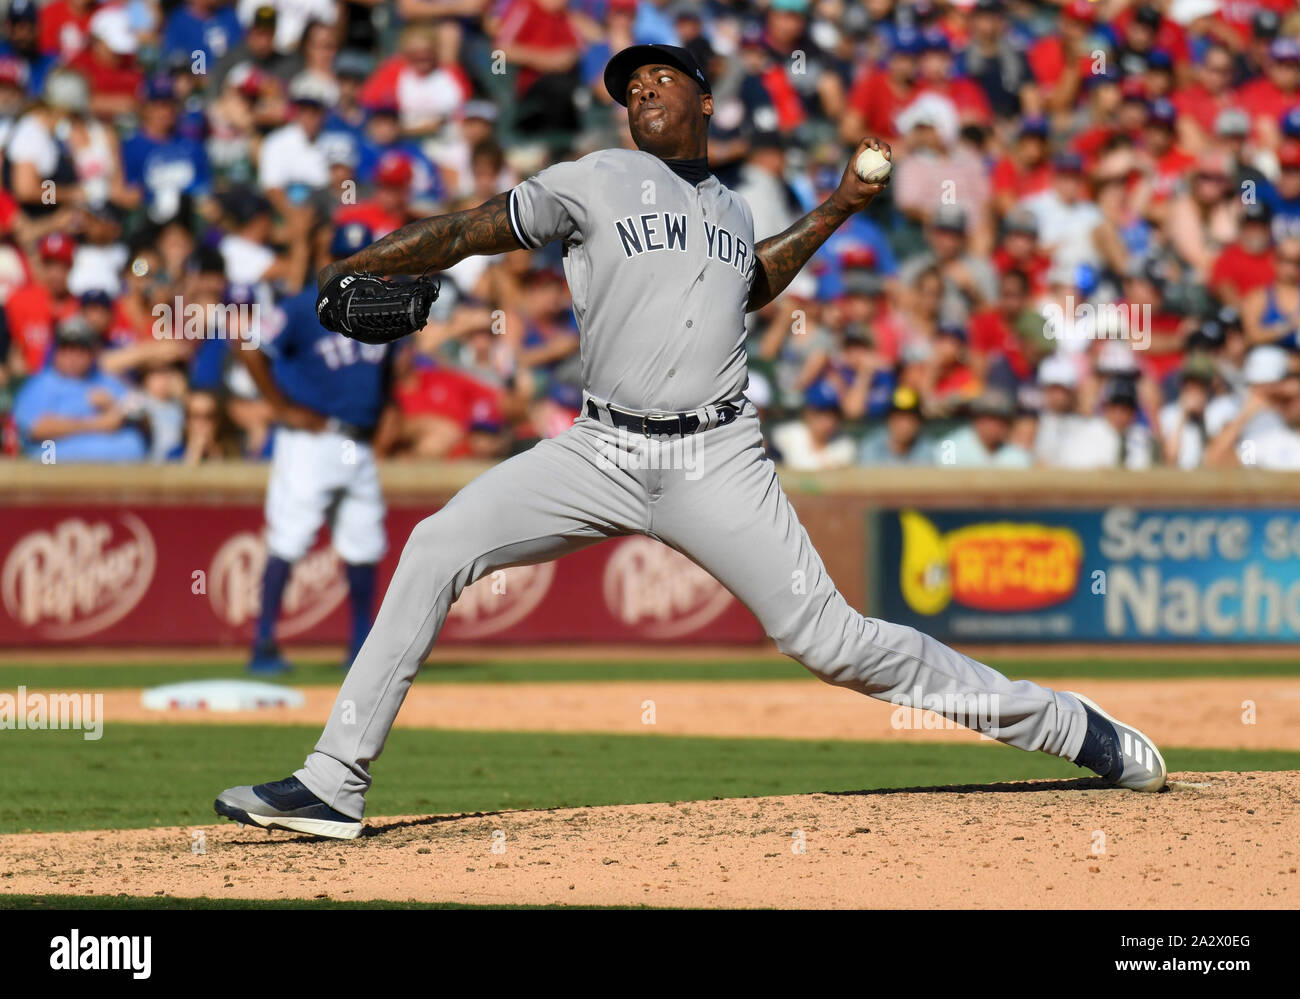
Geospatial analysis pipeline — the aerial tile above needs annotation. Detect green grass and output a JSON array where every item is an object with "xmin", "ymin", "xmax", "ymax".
[
  {"xmin": 0, "ymin": 658, "xmax": 807, "ymax": 690},
  {"xmin": 2, "ymin": 654, "xmax": 1299, "ymax": 692},
  {"xmin": 1, "ymin": 723, "xmax": 1295, "ymax": 834},
  {"xmin": 0, "ymin": 893, "xmax": 654, "ymax": 910}
]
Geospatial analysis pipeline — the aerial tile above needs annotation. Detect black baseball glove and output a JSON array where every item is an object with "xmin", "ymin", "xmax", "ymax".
[{"xmin": 316, "ymin": 272, "xmax": 441, "ymax": 344}]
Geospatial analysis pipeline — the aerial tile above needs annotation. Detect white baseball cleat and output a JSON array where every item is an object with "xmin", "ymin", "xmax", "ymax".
[{"xmin": 1068, "ymin": 693, "xmax": 1167, "ymax": 792}]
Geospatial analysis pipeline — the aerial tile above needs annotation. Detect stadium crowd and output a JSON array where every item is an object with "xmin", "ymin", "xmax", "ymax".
[{"xmin": 2, "ymin": 0, "xmax": 1300, "ymax": 469}]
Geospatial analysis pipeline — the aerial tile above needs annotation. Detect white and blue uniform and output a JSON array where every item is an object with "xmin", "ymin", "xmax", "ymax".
[{"xmin": 260, "ymin": 288, "xmax": 392, "ymax": 566}]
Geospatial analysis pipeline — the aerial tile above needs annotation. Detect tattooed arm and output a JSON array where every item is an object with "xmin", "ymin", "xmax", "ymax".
[
  {"xmin": 747, "ymin": 138, "xmax": 891, "ymax": 313},
  {"xmin": 319, "ymin": 191, "xmax": 522, "ymax": 288}
]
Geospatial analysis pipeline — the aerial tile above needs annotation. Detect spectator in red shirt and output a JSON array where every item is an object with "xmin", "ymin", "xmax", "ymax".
[
  {"xmin": 393, "ymin": 23, "xmax": 472, "ymax": 137},
  {"xmin": 969, "ymin": 268, "xmax": 1038, "ymax": 386},
  {"xmin": 1216, "ymin": 0, "xmax": 1294, "ymax": 47},
  {"xmin": 1210, "ymin": 202, "xmax": 1277, "ymax": 306},
  {"xmin": 1236, "ymin": 38, "xmax": 1300, "ymax": 148},
  {"xmin": 395, "ymin": 361, "xmax": 506, "ymax": 458},
  {"xmin": 1031, "ymin": 0, "xmax": 1098, "ymax": 112},
  {"xmin": 4, "ymin": 233, "xmax": 79, "ymax": 376},
  {"xmin": 1069, "ymin": 71, "xmax": 1125, "ymax": 169},
  {"xmin": 991, "ymin": 116, "xmax": 1052, "ymax": 217},
  {"xmin": 495, "ymin": 0, "xmax": 582, "ymax": 138},
  {"xmin": 70, "ymin": 5, "xmax": 144, "ymax": 118},
  {"xmin": 992, "ymin": 208, "xmax": 1050, "ymax": 295},
  {"xmin": 38, "ymin": 0, "xmax": 95, "ymax": 61},
  {"xmin": 1173, "ymin": 43, "xmax": 1237, "ymax": 154},
  {"xmin": 756, "ymin": 0, "xmax": 846, "ymax": 137},
  {"xmin": 335, "ymin": 153, "xmax": 415, "ymax": 239},
  {"xmin": 915, "ymin": 29, "xmax": 992, "ymax": 126},
  {"xmin": 842, "ymin": 31, "xmax": 918, "ymax": 145},
  {"xmin": 921, "ymin": 324, "xmax": 981, "ymax": 416},
  {"xmin": 1142, "ymin": 98, "xmax": 1198, "ymax": 207},
  {"xmin": 1122, "ymin": 262, "xmax": 1186, "ymax": 381}
]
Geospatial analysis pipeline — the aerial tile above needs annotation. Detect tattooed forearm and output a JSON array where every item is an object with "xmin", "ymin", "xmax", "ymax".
[
  {"xmin": 746, "ymin": 198, "xmax": 853, "ymax": 312},
  {"xmin": 319, "ymin": 191, "xmax": 521, "ymax": 286}
]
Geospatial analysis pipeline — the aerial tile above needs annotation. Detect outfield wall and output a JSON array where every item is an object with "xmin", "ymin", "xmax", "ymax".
[{"xmin": 3, "ymin": 464, "xmax": 1299, "ymax": 648}]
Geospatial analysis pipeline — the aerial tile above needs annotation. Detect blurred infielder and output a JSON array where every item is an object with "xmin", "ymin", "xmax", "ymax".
[
  {"xmin": 217, "ymin": 46, "xmax": 1165, "ymax": 839},
  {"xmin": 239, "ymin": 223, "xmax": 396, "ymax": 675}
]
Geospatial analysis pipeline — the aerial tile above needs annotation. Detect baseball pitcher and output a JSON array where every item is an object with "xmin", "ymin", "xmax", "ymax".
[{"xmin": 216, "ymin": 45, "xmax": 1165, "ymax": 840}]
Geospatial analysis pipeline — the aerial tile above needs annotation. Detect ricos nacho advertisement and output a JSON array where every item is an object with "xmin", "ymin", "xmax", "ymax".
[{"xmin": 877, "ymin": 507, "xmax": 1300, "ymax": 642}]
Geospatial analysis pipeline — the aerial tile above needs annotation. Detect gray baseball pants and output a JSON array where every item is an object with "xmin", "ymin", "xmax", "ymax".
[{"xmin": 296, "ymin": 401, "xmax": 1089, "ymax": 818}]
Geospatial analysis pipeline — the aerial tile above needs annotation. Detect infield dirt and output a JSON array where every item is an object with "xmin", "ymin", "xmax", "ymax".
[{"xmin": 2, "ymin": 772, "xmax": 1295, "ymax": 908}]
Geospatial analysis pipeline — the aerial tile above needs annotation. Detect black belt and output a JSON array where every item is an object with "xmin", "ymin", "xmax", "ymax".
[
  {"xmin": 587, "ymin": 399, "xmax": 740, "ymax": 437},
  {"xmin": 323, "ymin": 417, "xmax": 375, "ymax": 442}
]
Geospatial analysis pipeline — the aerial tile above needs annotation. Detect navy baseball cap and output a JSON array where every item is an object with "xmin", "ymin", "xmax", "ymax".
[
  {"xmin": 225, "ymin": 281, "xmax": 256, "ymax": 306},
  {"xmin": 1270, "ymin": 37, "xmax": 1300, "ymax": 63},
  {"xmin": 1053, "ymin": 151, "xmax": 1085, "ymax": 173},
  {"xmin": 1019, "ymin": 115, "xmax": 1048, "ymax": 138},
  {"xmin": 6, "ymin": 0, "xmax": 36, "ymax": 22},
  {"xmin": 891, "ymin": 27, "xmax": 924, "ymax": 56},
  {"xmin": 1283, "ymin": 107, "xmax": 1300, "ymax": 139},
  {"xmin": 1147, "ymin": 49, "xmax": 1173, "ymax": 72},
  {"xmin": 604, "ymin": 44, "xmax": 711, "ymax": 107},
  {"xmin": 79, "ymin": 289, "xmax": 113, "ymax": 308},
  {"xmin": 1148, "ymin": 98, "xmax": 1177, "ymax": 126},
  {"xmin": 331, "ymin": 222, "xmax": 373, "ymax": 259},
  {"xmin": 141, "ymin": 72, "xmax": 175, "ymax": 102}
]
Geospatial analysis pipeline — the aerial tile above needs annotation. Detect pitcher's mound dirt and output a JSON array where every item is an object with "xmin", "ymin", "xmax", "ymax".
[{"xmin": 3, "ymin": 771, "xmax": 1296, "ymax": 908}]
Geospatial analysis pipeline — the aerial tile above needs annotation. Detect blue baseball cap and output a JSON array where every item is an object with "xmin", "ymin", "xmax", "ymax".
[
  {"xmin": 920, "ymin": 29, "xmax": 951, "ymax": 54},
  {"xmin": 804, "ymin": 380, "xmax": 842, "ymax": 412},
  {"xmin": 330, "ymin": 222, "xmax": 374, "ymax": 259}
]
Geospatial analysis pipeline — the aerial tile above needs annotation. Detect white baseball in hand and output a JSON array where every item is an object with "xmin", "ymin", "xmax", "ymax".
[{"xmin": 854, "ymin": 145, "xmax": 892, "ymax": 184}]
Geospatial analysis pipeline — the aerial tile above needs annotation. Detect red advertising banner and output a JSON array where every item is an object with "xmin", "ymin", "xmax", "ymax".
[{"xmin": 0, "ymin": 504, "xmax": 765, "ymax": 647}]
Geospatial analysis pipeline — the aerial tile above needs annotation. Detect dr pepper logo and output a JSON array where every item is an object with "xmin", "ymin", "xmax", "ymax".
[
  {"xmin": 899, "ymin": 510, "xmax": 1082, "ymax": 615},
  {"xmin": 2, "ymin": 514, "xmax": 157, "ymax": 639}
]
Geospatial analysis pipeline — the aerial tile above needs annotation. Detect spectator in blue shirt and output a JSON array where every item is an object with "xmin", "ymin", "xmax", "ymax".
[
  {"xmin": 162, "ymin": 0, "xmax": 244, "ymax": 71},
  {"xmin": 122, "ymin": 74, "xmax": 212, "ymax": 224},
  {"xmin": 0, "ymin": 0, "xmax": 55, "ymax": 98},
  {"xmin": 12, "ymin": 317, "xmax": 147, "ymax": 462}
]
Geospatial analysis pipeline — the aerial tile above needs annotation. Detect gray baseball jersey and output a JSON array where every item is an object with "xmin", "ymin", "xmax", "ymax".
[
  {"xmin": 509, "ymin": 149, "xmax": 753, "ymax": 412},
  {"xmin": 294, "ymin": 151, "xmax": 1092, "ymax": 819}
]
